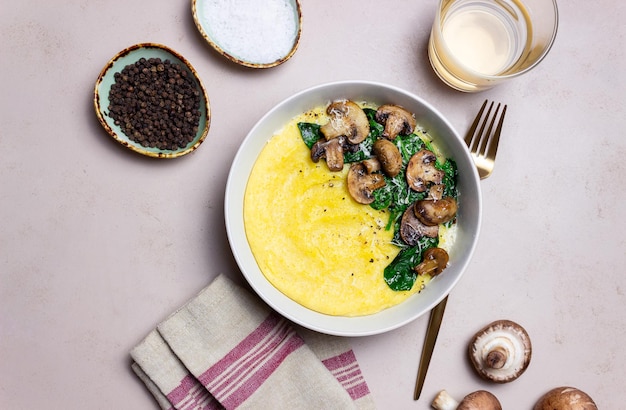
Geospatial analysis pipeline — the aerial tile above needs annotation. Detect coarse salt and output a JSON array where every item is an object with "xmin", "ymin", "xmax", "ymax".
[{"xmin": 200, "ymin": 0, "xmax": 299, "ymax": 65}]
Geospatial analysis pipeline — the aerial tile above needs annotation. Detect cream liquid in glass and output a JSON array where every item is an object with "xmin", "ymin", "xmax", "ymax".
[{"xmin": 429, "ymin": 0, "xmax": 533, "ymax": 92}]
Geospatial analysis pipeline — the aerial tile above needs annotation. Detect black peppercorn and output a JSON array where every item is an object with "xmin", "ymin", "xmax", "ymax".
[{"xmin": 107, "ymin": 58, "xmax": 201, "ymax": 151}]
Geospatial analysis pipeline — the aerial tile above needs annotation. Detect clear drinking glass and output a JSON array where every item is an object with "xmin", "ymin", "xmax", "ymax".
[{"xmin": 428, "ymin": 0, "xmax": 558, "ymax": 92}]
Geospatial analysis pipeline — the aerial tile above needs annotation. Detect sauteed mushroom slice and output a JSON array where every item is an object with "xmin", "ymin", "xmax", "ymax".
[
  {"xmin": 372, "ymin": 138, "xmax": 402, "ymax": 177},
  {"xmin": 361, "ymin": 157, "xmax": 382, "ymax": 173},
  {"xmin": 469, "ymin": 320, "xmax": 532, "ymax": 383},
  {"xmin": 400, "ymin": 204, "xmax": 439, "ymax": 246},
  {"xmin": 375, "ymin": 104, "xmax": 417, "ymax": 140},
  {"xmin": 310, "ymin": 137, "xmax": 346, "ymax": 172},
  {"xmin": 414, "ymin": 247, "xmax": 449, "ymax": 277},
  {"xmin": 414, "ymin": 197, "xmax": 458, "ymax": 226},
  {"xmin": 432, "ymin": 390, "xmax": 502, "ymax": 410},
  {"xmin": 320, "ymin": 100, "xmax": 370, "ymax": 144},
  {"xmin": 534, "ymin": 387, "xmax": 598, "ymax": 410},
  {"xmin": 406, "ymin": 149, "xmax": 444, "ymax": 192},
  {"xmin": 347, "ymin": 162, "xmax": 386, "ymax": 204},
  {"xmin": 428, "ymin": 184, "xmax": 445, "ymax": 200}
]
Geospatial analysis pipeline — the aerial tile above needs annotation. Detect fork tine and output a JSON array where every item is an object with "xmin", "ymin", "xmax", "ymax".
[
  {"xmin": 485, "ymin": 104, "xmax": 507, "ymax": 160},
  {"xmin": 465, "ymin": 100, "xmax": 507, "ymax": 180},
  {"xmin": 476, "ymin": 101, "xmax": 495, "ymax": 156},
  {"xmin": 478, "ymin": 102, "xmax": 499, "ymax": 156},
  {"xmin": 464, "ymin": 99, "xmax": 488, "ymax": 151}
]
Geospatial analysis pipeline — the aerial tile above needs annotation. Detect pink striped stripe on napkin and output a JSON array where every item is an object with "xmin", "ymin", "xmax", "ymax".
[
  {"xmin": 131, "ymin": 330, "xmax": 222, "ymax": 410},
  {"xmin": 196, "ymin": 312, "xmax": 304, "ymax": 408},
  {"xmin": 298, "ymin": 327, "xmax": 373, "ymax": 407},
  {"xmin": 131, "ymin": 274, "xmax": 375, "ymax": 410}
]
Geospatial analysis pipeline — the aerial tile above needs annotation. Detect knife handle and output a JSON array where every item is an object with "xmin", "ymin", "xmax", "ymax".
[{"xmin": 414, "ymin": 295, "xmax": 448, "ymax": 400}]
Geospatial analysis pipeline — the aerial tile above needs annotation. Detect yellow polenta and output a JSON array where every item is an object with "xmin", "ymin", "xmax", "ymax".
[{"xmin": 244, "ymin": 107, "xmax": 430, "ymax": 316}]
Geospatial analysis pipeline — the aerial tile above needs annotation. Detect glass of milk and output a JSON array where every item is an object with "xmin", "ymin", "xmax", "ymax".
[{"xmin": 428, "ymin": 0, "xmax": 558, "ymax": 92}]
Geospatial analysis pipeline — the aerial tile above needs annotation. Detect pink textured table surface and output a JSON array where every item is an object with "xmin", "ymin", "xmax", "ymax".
[{"xmin": 2, "ymin": 1, "xmax": 625, "ymax": 408}]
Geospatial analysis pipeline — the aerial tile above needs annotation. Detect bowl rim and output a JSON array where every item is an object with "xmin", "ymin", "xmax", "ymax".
[
  {"xmin": 191, "ymin": 0, "xmax": 302, "ymax": 69},
  {"xmin": 224, "ymin": 80, "xmax": 482, "ymax": 336},
  {"xmin": 93, "ymin": 42, "xmax": 211, "ymax": 159}
]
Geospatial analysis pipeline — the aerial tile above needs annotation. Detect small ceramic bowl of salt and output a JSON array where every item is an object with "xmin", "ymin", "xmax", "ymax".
[{"xmin": 192, "ymin": 0, "xmax": 302, "ymax": 68}]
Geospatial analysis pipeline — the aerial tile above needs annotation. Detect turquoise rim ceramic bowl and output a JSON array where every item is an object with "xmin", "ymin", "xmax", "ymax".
[{"xmin": 94, "ymin": 43, "xmax": 210, "ymax": 158}]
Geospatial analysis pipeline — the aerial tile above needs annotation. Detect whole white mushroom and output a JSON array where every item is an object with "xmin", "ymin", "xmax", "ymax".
[{"xmin": 468, "ymin": 319, "xmax": 532, "ymax": 383}]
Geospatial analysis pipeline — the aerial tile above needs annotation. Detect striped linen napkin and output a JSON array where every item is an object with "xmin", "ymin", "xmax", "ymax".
[{"xmin": 131, "ymin": 274, "xmax": 376, "ymax": 410}]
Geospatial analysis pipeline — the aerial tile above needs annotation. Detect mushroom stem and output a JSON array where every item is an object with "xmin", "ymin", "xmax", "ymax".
[
  {"xmin": 432, "ymin": 390, "xmax": 459, "ymax": 410},
  {"xmin": 486, "ymin": 346, "xmax": 508, "ymax": 369},
  {"xmin": 361, "ymin": 157, "xmax": 381, "ymax": 173}
]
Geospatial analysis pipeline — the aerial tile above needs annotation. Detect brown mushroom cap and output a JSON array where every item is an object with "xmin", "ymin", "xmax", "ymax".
[
  {"xmin": 414, "ymin": 197, "xmax": 458, "ymax": 226},
  {"xmin": 458, "ymin": 390, "xmax": 502, "ymax": 410},
  {"xmin": 534, "ymin": 387, "xmax": 598, "ymax": 410},
  {"xmin": 432, "ymin": 390, "xmax": 502, "ymax": 410},
  {"xmin": 414, "ymin": 247, "xmax": 449, "ymax": 277},
  {"xmin": 400, "ymin": 203, "xmax": 439, "ymax": 245},
  {"xmin": 469, "ymin": 320, "xmax": 532, "ymax": 383},
  {"xmin": 320, "ymin": 100, "xmax": 370, "ymax": 144},
  {"xmin": 346, "ymin": 162, "xmax": 385, "ymax": 204},
  {"xmin": 372, "ymin": 138, "xmax": 403, "ymax": 177},
  {"xmin": 406, "ymin": 149, "xmax": 444, "ymax": 192},
  {"xmin": 375, "ymin": 104, "xmax": 417, "ymax": 140}
]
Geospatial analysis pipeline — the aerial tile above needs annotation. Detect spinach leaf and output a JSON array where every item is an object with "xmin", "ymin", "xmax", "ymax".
[
  {"xmin": 364, "ymin": 108, "xmax": 384, "ymax": 138},
  {"xmin": 396, "ymin": 133, "xmax": 427, "ymax": 162},
  {"xmin": 384, "ymin": 236, "xmax": 439, "ymax": 291},
  {"xmin": 372, "ymin": 171, "xmax": 426, "ymax": 236},
  {"xmin": 439, "ymin": 158, "xmax": 458, "ymax": 199},
  {"xmin": 297, "ymin": 122, "xmax": 321, "ymax": 149},
  {"xmin": 344, "ymin": 132, "xmax": 377, "ymax": 163}
]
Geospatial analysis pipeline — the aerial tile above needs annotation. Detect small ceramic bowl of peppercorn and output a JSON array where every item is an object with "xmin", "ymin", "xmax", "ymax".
[{"xmin": 94, "ymin": 43, "xmax": 210, "ymax": 158}]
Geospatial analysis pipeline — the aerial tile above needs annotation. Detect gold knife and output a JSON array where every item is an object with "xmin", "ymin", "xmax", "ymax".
[
  {"xmin": 413, "ymin": 100, "xmax": 505, "ymax": 400},
  {"xmin": 413, "ymin": 295, "xmax": 448, "ymax": 400}
]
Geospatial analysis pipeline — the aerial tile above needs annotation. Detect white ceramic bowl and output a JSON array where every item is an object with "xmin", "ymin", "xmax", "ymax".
[{"xmin": 225, "ymin": 81, "xmax": 482, "ymax": 336}]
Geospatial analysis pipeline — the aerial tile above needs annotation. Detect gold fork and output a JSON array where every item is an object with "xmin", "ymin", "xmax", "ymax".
[
  {"xmin": 413, "ymin": 99, "xmax": 507, "ymax": 400},
  {"xmin": 464, "ymin": 100, "xmax": 508, "ymax": 179}
]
